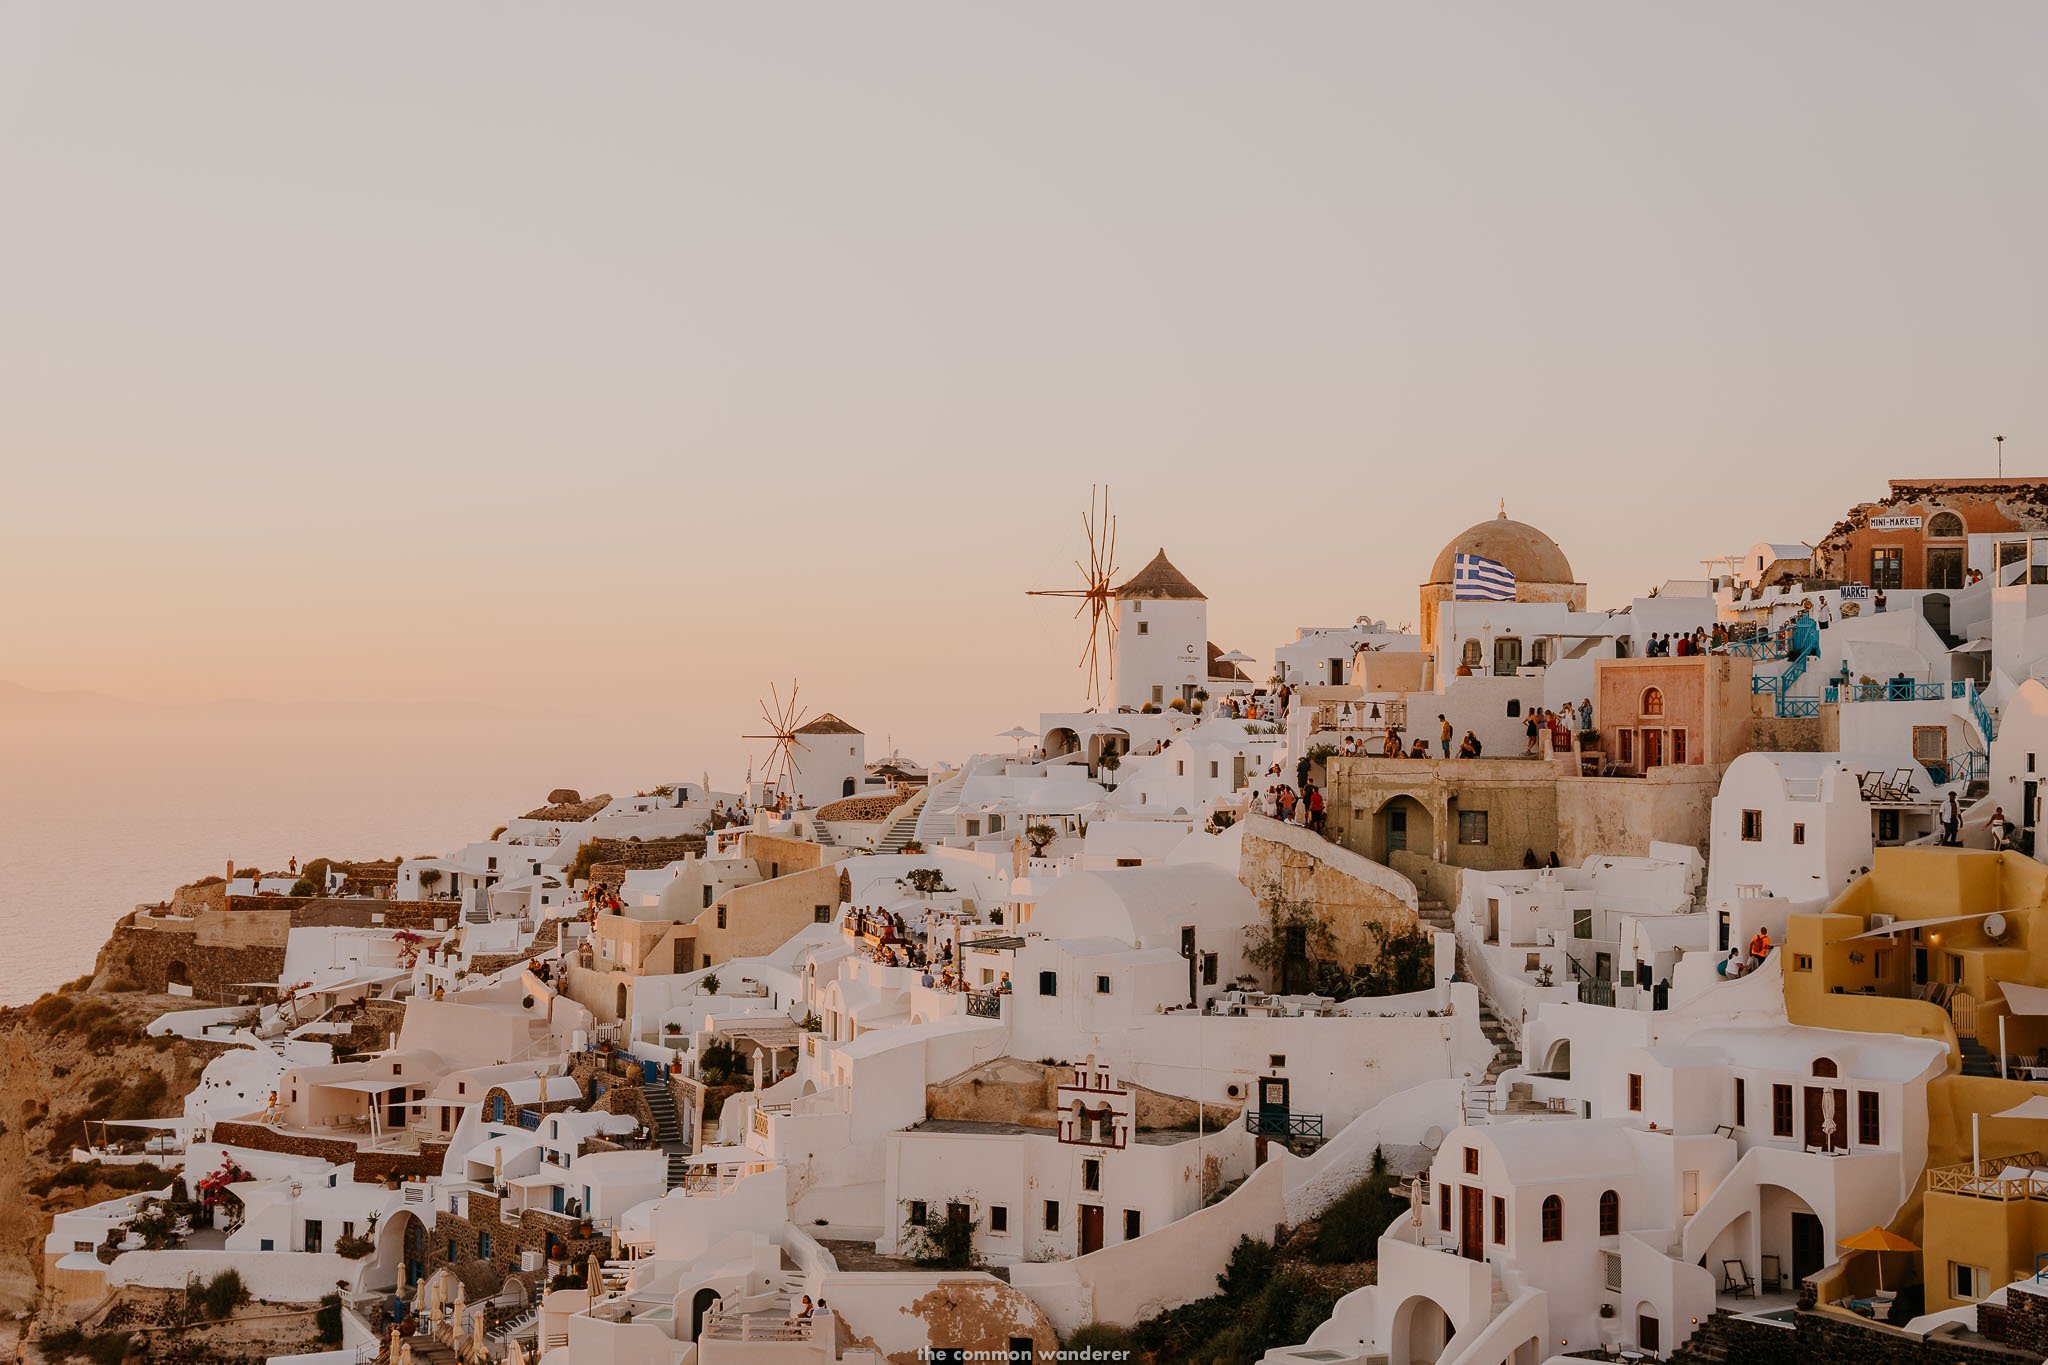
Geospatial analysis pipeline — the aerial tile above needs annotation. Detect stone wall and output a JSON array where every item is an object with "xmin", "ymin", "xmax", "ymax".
[
  {"xmin": 1669, "ymin": 1307, "xmax": 2029, "ymax": 1365},
  {"xmin": 208, "ymin": 1122, "xmax": 359, "ymax": 1165},
  {"xmin": 1238, "ymin": 816, "xmax": 1421, "ymax": 970},
  {"xmin": 1553, "ymin": 765, "xmax": 1722, "ymax": 863},
  {"xmin": 431, "ymin": 1187, "xmax": 607, "ymax": 1292},
  {"xmin": 94, "ymin": 920, "xmax": 284, "ymax": 999}
]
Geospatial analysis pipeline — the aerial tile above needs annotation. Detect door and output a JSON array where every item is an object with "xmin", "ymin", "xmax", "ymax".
[
  {"xmin": 303, "ymin": 1219, "xmax": 322, "ymax": 1254},
  {"xmin": 1638, "ymin": 1315, "xmax": 1660, "ymax": 1354},
  {"xmin": 1682, "ymin": 1170, "xmax": 1700, "ymax": 1217},
  {"xmin": 1079, "ymin": 1204, "xmax": 1104, "ymax": 1255},
  {"xmin": 1329, "ymin": 658, "xmax": 1345, "ymax": 685},
  {"xmin": 1791, "ymin": 1212, "xmax": 1825, "ymax": 1286},
  {"xmin": 1494, "ymin": 637, "xmax": 1522, "ymax": 677},
  {"xmin": 2027, "ymin": 781, "xmax": 2040, "ymax": 853},
  {"xmin": 1386, "ymin": 806, "xmax": 1408, "ymax": 853},
  {"xmin": 388, "ymin": 1089, "xmax": 406, "ymax": 1129},
  {"xmin": 1640, "ymin": 728, "xmax": 1664, "ymax": 769},
  {"xmin": 1259, "ymin": 1077, "xmax": 1290, "ymax": 1135},
  {"xmin": 1460, "ymin": 1185, "xmax": 1485, "ymax": 1261}
]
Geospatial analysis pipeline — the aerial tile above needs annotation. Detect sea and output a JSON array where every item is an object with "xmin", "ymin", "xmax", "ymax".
[{"xmin": 0, "ymin": 689, "xmax": 729, "ymax": 1005}]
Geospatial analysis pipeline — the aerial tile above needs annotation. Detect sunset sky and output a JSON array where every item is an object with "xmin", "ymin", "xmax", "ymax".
[{"xmin": 3, "ymin": 2, "xmax": 2044, "ymax": 769}]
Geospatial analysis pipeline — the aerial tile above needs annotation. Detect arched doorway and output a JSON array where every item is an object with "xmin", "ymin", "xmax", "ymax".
[
  {"xmin": 616, "ymin": 983, "xmax": 629, "ymax": 1022},
  {"xmin": 1378, "ymin": 795, "xmax": 1433, "ymax": 862},
  {"xmin": 691, "ymin": 1287, "xmax": 722, "ymax": 1340},
  {"xmin": 1043, "ymin": 728, "xmax": 1079, "ymax": 760},
  {"xmin": 1541, "ymin": 1039, "xmax": 1571, "ymax": 1079},
  {"xmin": 1389, "ymin": 1295, "xmax": 1453, "ymax": 1365},
  {"xmin": 166, "ymin": 961, "xmax": 190, "ymax": 989}
]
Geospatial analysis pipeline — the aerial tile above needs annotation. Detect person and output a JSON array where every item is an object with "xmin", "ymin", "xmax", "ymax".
[
  {"xmin": 1439, "ymin": 714, "xmax": 1453, "ymax": 759},
  {"xmin": 921, "ymin": 967, "xmax": 935, "ymax": 988},
  {"xmin": 1942, "ymin": 792, "xmax": 1961, "ymax": 847},
  {"xmin": 1719, "ymin": 947, "xmax": 1745, "ymax": 979},
  {"xmin": 1522, "ymin": 848, "xmax": 1539, "ymax": 868},
  {"xmin": 794, "ymin": 1296, "xmax": 814, "ymax": 1323},
  {"xmin": 1308, "ymin": 785, "xmax": 1325, "ymax": 834},
  {"xmin": 1546, "ymin": 851, "xmax": 1561, "ymax": 868},
  {"xmin": 1579, "ymin": 698, "xmax": 1594, "ymax": 731},
  {"xmin": 1409, "ymin": 738, "xmax": 1430, "ymax": 758},
  {"xmin": 1711, "ymin": 622, "xmax": 1728, "ymax": 652},
  {"xmin": 1525, "ymin": 714, "xmax": 1540, "ymax": 755},
  {"xmin": 1875, "ymin": 587, "xmax": 1888, "ymax": 614},
  {"xmin": 813, "ymin": 1299, "xmax": 832, "ymax": 1319},
  {"xmin": 998, "ymin": 972, "xmax": 1012, "ymax": 993},
  {"xmin": 1674, "ymin": 633, "xmax": 1690, "ymax": 657},
  {"xmin": 1818, "ymin": 601, "xmax": 1832, "ymax": 630},
  {"xmin": 1749, "ymin": 927, "xmax": 1772, "ymax": 963},
  {"xmin": 1991, "ymin": 807, "xmax": 2011, "ymax": 850},
  {"xmin": 1384, "ymin": 730, "xmax": 1404, "ymax": 757},
  {"xmin": 1297, "ymin": 755, "xmax": 1312, "ymax": 790},
  {"xmin": 1458, "ymin": 731, "xmax": 1481, "ymax": 759}
]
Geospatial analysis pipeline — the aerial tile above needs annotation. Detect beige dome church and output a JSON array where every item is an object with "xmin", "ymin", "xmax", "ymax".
[{"xmin": 1420, "ymin": 510, "xmax": 1586, "ymax": 649}]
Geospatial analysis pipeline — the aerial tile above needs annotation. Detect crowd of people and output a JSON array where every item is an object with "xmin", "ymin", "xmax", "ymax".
[{"xmin": 845, "ymin": 905, "xmax": 1011, "ymax": 997}]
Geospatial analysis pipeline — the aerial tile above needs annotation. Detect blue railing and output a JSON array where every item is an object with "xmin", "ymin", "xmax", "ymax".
[
  {"xmin": 1972, "ymin": 686, "xmax": 1999, "ymax": 742},
  {"xmin": 1777, "ymin": 696, "xmax": 1822, "ymax": 718},
  {"xmin": 518, "ymin": 1107, "xmax": 543, "ymax": 1130},
  {"xmin": 1928, "ymin": 751, "xmax": 1986, "ymax": 785},
  {"xmin": 1826, "ymin": 679, "xmax": 1970, "ymax": 704}
]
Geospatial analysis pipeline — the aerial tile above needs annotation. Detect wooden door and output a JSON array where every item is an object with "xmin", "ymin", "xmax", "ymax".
[
  {"xmin": 1641, "ymin": 728, "xmax": 1664, "ymax": 768},
  {"xmin": 1791, "ymin": 1211, "xmax": 1824, "ymax": 1286},
  {"xmin": 1460, "ymin": 1185, "xmax": 1485, "ymax": 1262},
  {"xmin": 1079, "ymin": 1204, "xmax": 1104, "ymax": 1255}
]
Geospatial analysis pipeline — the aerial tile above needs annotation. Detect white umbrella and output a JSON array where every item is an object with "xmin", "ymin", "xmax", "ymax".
[
  {"xmin": 1822, "ymin": 1089, "xmax": 1838, "ymax": 1149},
  {"xmin": 472, "ymin": 1304, "xmax": 487, "ymax": 1357},
  {"xmin": 507, "ymin": 1341, "xmax": 528, "ymax": 1365},
  {"xmin": 997, "ymin": 726, "xmax": 1036, "ymax": 740},
  {"xmin": 1218, "ymin": 650, "xmax": 1254, "ymax": 664}
]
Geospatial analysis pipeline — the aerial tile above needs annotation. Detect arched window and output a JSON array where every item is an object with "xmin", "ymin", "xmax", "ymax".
[
  {"xmin": 1927, "ymin": 511, "xmax": 1965, "ymax": 538},
  {"xmin": 1599, "ymin": 1189, "xmax": 1619, "ymax": 1236},
  {"xmin": 1541, "ymin": 1195, "xmax": 1563, "ymax": 1242},
  {"xmin": 1641, "ymin": 687, "xmax": 1664, "ymax": 717},
  {"xmin": 1812, "ymin": 1057, "xmax": 1838, "ymax": 1078}
]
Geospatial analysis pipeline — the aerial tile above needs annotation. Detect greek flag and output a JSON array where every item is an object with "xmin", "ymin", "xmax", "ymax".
[{"xmin": 1453, "ymin": 552, "xmax": 1516, "ymax": 601}]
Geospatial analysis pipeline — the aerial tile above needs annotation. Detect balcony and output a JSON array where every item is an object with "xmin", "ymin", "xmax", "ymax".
[
  {"xmin": 1244, "ymin": 1111, "xmax": 1324, "ymax": 1144},
  {"xmin": 964, "ymin": 991, "xmax": 1003, "ymax": 1020},
  {"xmin": 1927, "ymin": 1151, "xmax": 2048, "ymax": 1201}
]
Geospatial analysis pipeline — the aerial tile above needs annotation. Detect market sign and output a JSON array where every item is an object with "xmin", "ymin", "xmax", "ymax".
[{"xmin": 1870, "ymin": 514, "xmax": 1923, "ymax": 531}]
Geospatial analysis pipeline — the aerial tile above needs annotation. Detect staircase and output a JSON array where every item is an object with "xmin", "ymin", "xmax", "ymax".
[
  {"xmin": 1423, "ymin": 897, "xmax": 1523, "ymax": 1126},
  {"xmin": 911, "ymin": 767, "xmax": 971, "ymax": 847},
  {"xmin": 1960, "ymin": 1036, "xmax": 2001, "ymax": 1078},
  {"xmin": 643, "ymin": 1083, "xmax": 692, "ymax": 1189},
  {"xmin": 491, "ymin": 1305, "xmax": 540, "ymax": 1349},
  {"xmin": 874, "ymin": 787, "xmax": 933, "ymax": 853}
]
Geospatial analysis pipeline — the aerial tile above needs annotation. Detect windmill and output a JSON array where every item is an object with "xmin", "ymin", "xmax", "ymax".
[
  {"xmin": 1028, "ymin": 485, "xmax": 1120, "ymax": 707},
  {"xmin": 742, "ymin": 679, "xmax": 811, "ymax": 796}
]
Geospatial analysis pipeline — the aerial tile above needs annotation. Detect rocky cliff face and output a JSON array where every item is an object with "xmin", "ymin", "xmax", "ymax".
[{"xmin": 0, "ymin": 982, "xmax": 219, "ymax": 1314}]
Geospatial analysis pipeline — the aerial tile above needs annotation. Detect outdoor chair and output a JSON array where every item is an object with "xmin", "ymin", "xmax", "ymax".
[{"xmin": 1722, "ymin": 1260, "xmax": 1755, "ymax": 1297}]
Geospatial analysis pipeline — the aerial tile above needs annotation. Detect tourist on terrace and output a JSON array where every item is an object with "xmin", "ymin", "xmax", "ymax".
[
  {"xmin": 1941, "ymin": 793, "xmax": 1962, "ymax": 847},
  {"xmin": 1748, "ymin": 927, "xmax": 1772, "ymax": 964},
  {"xmin": 1297, "ymin": 755, "xmax": 1312, "ymax": 790},
  {"xmin": 1578, "ymin": 698, "xmax": 1593, "ymax": 731},
  {"xmin": 1439, "ymin": 714, "xmax": 1453, "ymax": 758},
  {"xmin": 1383, "ymin": 730, "xmax": 1404, "ymax": 757},
  {"xmin": 1991, "ymin": 807, "xmax": 2011, "ymax": 850},
  {"xmin": 1458, "ymin": 731, "xmax": 1483, "ymax": 758},
  {"xmin": 1308, "ymin": 785, "xmax": 1325, "ymax": 834},
  {"xmin": 1408, "ymin": 738, "xmax": 1430, "ymax": 758}
]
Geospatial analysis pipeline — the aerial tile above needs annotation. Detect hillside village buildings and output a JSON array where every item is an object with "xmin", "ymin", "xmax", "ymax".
[{"xmin": 56, "ymin": 477, "xmax": 2048, "ymax": 1365}]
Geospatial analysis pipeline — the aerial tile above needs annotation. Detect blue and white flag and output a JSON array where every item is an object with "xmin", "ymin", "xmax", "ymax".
[{"xmin": 1452, "ymin": 552, "xmax": 1516, "ymax": 602}]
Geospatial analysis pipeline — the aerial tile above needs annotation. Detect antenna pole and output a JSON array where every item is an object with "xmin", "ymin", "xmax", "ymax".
[{"xmin": 1998, "ymin": 434, "xmax": 2005, "ymax": 478}]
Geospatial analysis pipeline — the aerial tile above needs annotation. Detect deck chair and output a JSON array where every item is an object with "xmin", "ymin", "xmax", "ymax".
[
  {"xmin": 1723, "ymin": 1260, "xmax": 1756, "ymax": 1297},
  {"xmin": 1761, "ymin": 1255, "xmax": 1783, "ymax": 1292},
  {"xmin": 1858, "ymin": 771, "xmax": 1885, "ymax": 801}
]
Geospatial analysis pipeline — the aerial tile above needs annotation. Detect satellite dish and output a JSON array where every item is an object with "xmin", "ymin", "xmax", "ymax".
[{"xmin": 1985, "ymin": 913, "xmax": 2011, "ymax": 943}]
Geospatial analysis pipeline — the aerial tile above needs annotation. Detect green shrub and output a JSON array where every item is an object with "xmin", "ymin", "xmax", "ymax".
[
  {"xmin": 1311, "ymin": 1147, "xmax": 1402, "ymax": 1264},
  {"xmin": 197, "ymin": 1267, "xmax": 247, "ymax": 1319},
  {"xmin": 1064, "ymin": 1323, "xmax": 1136, "ymax": 1357},
  {"xmin": 902, "ymin": 1204, "xmax": 978, "ymax": 1269},
  {"xmin": 315, "ymin": 1293, "xmax": 344, "ymax": 1344}
]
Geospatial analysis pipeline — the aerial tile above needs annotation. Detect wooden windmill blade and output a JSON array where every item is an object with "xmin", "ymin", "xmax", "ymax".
[
  {"xmin": 741, "ymin": 678, "xmax": 811, "ymax": 790},
  {"xmin": 1026, "ymin": 485, "xmax": 1120, "ymax": 708}
]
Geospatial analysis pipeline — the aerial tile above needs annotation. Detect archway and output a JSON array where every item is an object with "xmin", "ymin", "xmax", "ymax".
[
  {"xmin": 1389, "ymin": 1294, "xmax": 1454, "ymax": 1365},
  {"xmin": 616, "ymin": 983, "xmax": 629, "ymax": 1022},
  {"xmin": 376, "ymin": 1208, "xmax": 427, "ymax": 1295},
  {"xmin": 1540, "ymin": 1039, "xmax": 1571, "ymax": 1079},
  {"xmin": 1377, "ymin": 795, "xmax": 1433, "ymax": 862},
  {"xmin": 691, "ymin": 1287, "xmax": 723, "ymax": 1340},
  {"xmin": 166, "ymin": 961, "xmax": 190, "ymax": 989},
  {"xmin": 1043, "ymin": 728, "xmax": 1080, "ymax": 760}
]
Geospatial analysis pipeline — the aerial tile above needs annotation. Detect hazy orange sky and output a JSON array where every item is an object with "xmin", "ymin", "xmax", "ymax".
[{"xmin": 2, "ymin": 3, "xmax": 2044, "ymax": 766}]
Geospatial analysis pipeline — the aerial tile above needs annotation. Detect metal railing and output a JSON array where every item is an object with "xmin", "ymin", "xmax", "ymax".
[
  {"xmin": 1827, "ymin": 679, "xmax": 1969, "ymax": 704},
  {"xmin": 964, "ymin": 992, "xmax": 1003, "ymax": 1020},
  {"xmin": 1244, "ymin": 1111, "xmax": 1324, "ymax": 1142}
]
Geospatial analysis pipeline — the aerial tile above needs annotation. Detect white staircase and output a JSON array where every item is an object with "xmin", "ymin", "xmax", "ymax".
[
  {"xmin": 874, "ymin": 786, "xmax": 933, "ymax": 853},
  {"xmin": 910, "ymin": 767, "xmax": 972, "ymax": 846}
]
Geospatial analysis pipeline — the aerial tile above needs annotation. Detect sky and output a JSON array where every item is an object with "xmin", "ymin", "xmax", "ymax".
[{"xmin": 2, "ymin": 2, "xmax": 2044, "ymax": 775}]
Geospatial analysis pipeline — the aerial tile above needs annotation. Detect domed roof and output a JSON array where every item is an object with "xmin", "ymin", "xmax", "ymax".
[{"xmin": 1428, "ymin": 512, "xmax": 1576, "ymax": 587}]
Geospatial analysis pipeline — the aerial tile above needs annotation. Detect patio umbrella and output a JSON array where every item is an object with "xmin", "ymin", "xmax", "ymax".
[
  {"xmin": 453, "ymin": 1286, "xmax": 467, "ymax": 1344},
  {"xmin": 472, "ymin": 1303, "xmax": 487, "ymax": 1357},
  {"xmin": 1838, "ymin": 1226, "xmax": 1918, "ymax": 1292},
  {"xmin": 588, "ymin": 1253, "xmax": 603, "ymax": 1310},
  {"xmin": 507, "ymin": 1341, "xmax": 528, "ymax": 1365},
  {"xmin": 997, "ymin": 726, "xmax": 1036, "ymax": 740}
]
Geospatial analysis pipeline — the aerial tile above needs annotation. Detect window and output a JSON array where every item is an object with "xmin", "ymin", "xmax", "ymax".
[
  {"xmin": 1095, "ymin": 975, "xmax": 1112, "ymax": 995},
  {"xmin": 1137, "ymin": 621, "xmax": 1150, "ymax": 635},
  {"xmin": 1812, "ymin": 1057, "xmax": 1838, "ymax": 1077},
  {"xmin": 716, "ymin": 907, "xmax": 727, "ymax": 929},
  {"xmin": 1201, "ymin": 953, "xmax": 1218, "ymax": 985},
  {"xmin": 1124, "ymin": 1209, "xmax": 1142, "ymax": 1240},
  {"xmin": 1492, "ymin": 1196, "xmax": 1506, "ymax": 1244},
  {"xmin": 1039, "ymin": 971, "xmax": 1058, "ymax": 996},
  {"xmin": 1871, "ymin": 546, "xmax": 1904, "ymax": 589},
  {"xmin": 1773, "ymin": 1084, "xmax": 1794, "ymax": 1137},
  {"xmin": 1269, "ymin": 1054, "xmax": 1287, "ymax": 1069},
  {"xmin": 1464, "ymin": 1147, "xmax": 1480, "ymax": 1175},
  {"xmin": 1792, "ymin": 823, "xmax": 1806, "ymax": 846},
  {"xmin": 1440, "ymin": 1193, "xmax": 1452, "ymax": 1231},
  {"xmin": 303, "ymin": 1220, "xmax": 322, "ymax": 1253},
  {"xmin": 1955, "ymin": 1262, "xmax": 1989, "ymax": 1302},
  {"xmin": 1599, "ymin": 1190, "xmax": 1619, "ymax": 1236},
  {"xmin": 1740, "ymin": 810, "xmax": 1763, "ymax": 842},
  {"xmin": 1462, "ymin": 639, "xmax": 1484, "ymax": 670},
  {"xmin": 1044, "ymin": 1200, "xmax": 1060, "ymax": 1231},
  {"xmin": 1619, "ymin": 729, "xmax": 1634, "ymax": 765},
  {"xmin": 990, "ymin": 1205, "xmax": 1008, "ymax": 1233},
  {"xmin": 1541, "ymin": 1195, "xmax": 1562, "ymax": 1242},
  {"xmin": 1927, "ymin": 511, "xmax": 1965, "ymax": 538},
  {"xmin": 1671, "ymin": 728, "xmax": 1688, "ymax": 765},
  {"xmin": 1082, "ymin": 1159, "xmax": 1101, "ymax": 1192},
  {"xmin": 1507, "ymin": 699, "xmax": 1521, "ymax": 718},
  {"xmin": 1458, "ymin": 811, "xmax": 1489, "ymax": 845},
  {"xmin": 1877, "ymin": 809, "xmax": 1901, "ymax": 843},
  {"xmin": 909, "ymin": 1200, "xmax": 929, "ymax": 1226},
  {"xmin": 260, "ymin": 1238, "xmax": 274, "ymax": 1251},
  {"xmin": 1794, "ymin": 954, "xmax": 1814, "ymax": 972},
  {"xmin": 478, "ymin": 1232, "xmax": 492, "ymax": 1260},
  {"xmin": 1913, "ymin": 726, "xmax": 1948, "ymax": 765},
  {"xmin": 1859, "ymin": 1091, "xmax": 1881, "ymax": 1146},
  {"xmin": 1734, "ymin": 1078, "xmax": 1746, "ymax": 1127},
  {"xmin": 1641, "ymin": 687, "xmax": 1664, "ymax": 717},
  {"xmin": 1627, "ymin": 1074, "xmax": 1643, "ymax": 1112},
  {"xmin": 815, "ymin": 906, "xmax": 831, "ymax": 924},
  {"xmin": 1209, "ymin": 761, "xmax": 1219, "ymax": 779},
  {"xmin": 703, "ymin": 886, "xmax": 714, "ymax": 909}
]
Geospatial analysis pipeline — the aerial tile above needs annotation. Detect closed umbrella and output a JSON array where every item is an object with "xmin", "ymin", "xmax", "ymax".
[
  {"xmin": 1837, "ymin": 1226, "xmax": 1918, "ymax": 1293},
  {"xmin": 472, "ymin": 1303, "xmax": 487, "ymax": 1357},
  {"xmin": 507, "ymin": 1340, "xmax": 528, "ymax": 1365}
]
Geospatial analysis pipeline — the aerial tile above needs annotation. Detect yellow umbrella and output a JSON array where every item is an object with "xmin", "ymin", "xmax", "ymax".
[{"xmin": 1838, "ymin": 1226, "xmax": 1918, "ymax": 1293}]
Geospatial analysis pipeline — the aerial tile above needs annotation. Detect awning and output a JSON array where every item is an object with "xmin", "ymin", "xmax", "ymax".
[
  {"xmin": 1843, "ymin": 912, "xmax": 2000, "ymax": 941},
  {"xmin": 1993, "ymin": 1096, "xmax": 2048, "ymax": 1122},
  {"xmin": 2001, "ymin": 981, "xmax": 2048, "ymax": 1016},
  {"xmin": 320, "ymin": 1078, "xmax": 413, "ymax": 1095},
  {"xmin": 1955, "ymin": 639, "xmax": 1994, "ymax": 654}
]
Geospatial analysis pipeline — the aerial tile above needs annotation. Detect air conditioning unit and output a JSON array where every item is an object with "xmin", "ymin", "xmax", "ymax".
[
  {"xmin": 521, "ymin": 1249, "xmax": 545, "ymax": 1272},
  {"xmin": 1869, "ymin": 913, "xmax": 1896, "ymax": 930}
]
